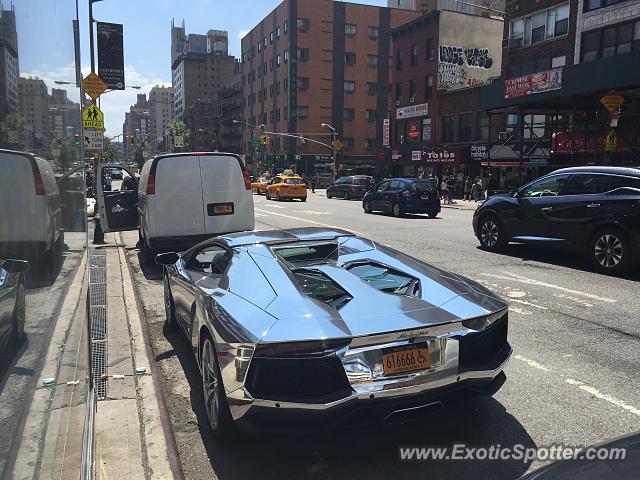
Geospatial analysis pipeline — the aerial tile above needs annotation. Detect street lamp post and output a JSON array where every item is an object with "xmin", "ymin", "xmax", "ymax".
[
  {"xmin": 198, "ymin": 128, "xmax": 218, "ymax": 151},
  {"xmin": 322, "ymin": 123, "xmax": 338, "ymax": 182}
]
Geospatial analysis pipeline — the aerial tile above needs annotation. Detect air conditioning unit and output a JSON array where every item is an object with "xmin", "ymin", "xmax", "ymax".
[
  {"xmin": 508, "ymin": 34, "xmax": 523, "ymax": 48},
  {"xmin": 395, "ymin": 100, "xmax": 401, "ymax": 106},
  {"xmin": 498, "ymin": 131, "xmax": 508, "ymax": 140}
]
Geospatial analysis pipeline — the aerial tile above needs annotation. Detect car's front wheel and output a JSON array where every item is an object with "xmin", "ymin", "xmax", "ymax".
[
  {"xmin": 428, "ymin": 212, "xmax": 438, "ymax": 219},
  {"xmin": 392, "ymin": 203, "xmax": 402, "ymax": 218},
  {"xmin": 363, "ymin": 201, "xmax": 372, "ymax": 214},
  {"xmin": 326, "ymin": 190, "xmax": 332, "ymax": 199},
  {"xmin": 344, "ymin": 191, "xmax": 351, "ymax": 200},
  {"xmin": 201, "ymin": 333, "xmax": 233, "ymax": 437},
  {"xmin": 265, "ymin": 190, "xmax": 271, "ymax": 200},
  {"xmin": 12, "ymin": 277, "xmax": 25, "ymax": 342},
  {"xmin": 589, "ymin": 228, "xmax": 631, "ymax": 274},
  {"xmin": 163, "ymin": 273, "xmax": 177, "ymax": 329},
  {"xmin": 478, "ymin": 215, "xmax": 506, "ymax": 252}
]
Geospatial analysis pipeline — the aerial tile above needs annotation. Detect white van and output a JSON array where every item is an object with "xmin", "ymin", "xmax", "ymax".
[
  {"xmin": 0, "ymin": 149, "xmax": 63, "ymax": 268},
  {"xmin": 96, "ymin": 153, "xmax": 255, "ymax": 257}
]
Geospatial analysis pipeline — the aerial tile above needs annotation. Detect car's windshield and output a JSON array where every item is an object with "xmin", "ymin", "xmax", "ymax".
[{"xmin": 284, "ymin": 178, "xmax": 303, "ymax": 184}]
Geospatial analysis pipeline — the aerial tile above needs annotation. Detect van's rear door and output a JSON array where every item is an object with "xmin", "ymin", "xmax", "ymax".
[
  {"xmin": 0, "ymin": 151, "xmax": 40, "ymax": 245},
  {"xmin": 197, "ymin": 154, "xmax": 255, "ymax": 236},
  {"xmin": 154, "ymin": 154, "xmax": 204, "ymax": 237},
  {"xmin": 96, "ymin": 163, "xmax": 139, "ymax": 233}
]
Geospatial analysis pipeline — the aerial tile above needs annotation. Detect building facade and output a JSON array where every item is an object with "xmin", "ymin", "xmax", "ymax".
[
  {"xmin": 240, "ymin": 0, "xmax": 419, "ymax": 180},
  {"xmin": 148, "ymin": 85, "xmax": 173, "ymax": 153},
  {"xmin": 122, "ymin": 94, "xmax": 150, "ymax": 160},
  {"xmin": 0, "ymin": 7, "xmax": 18, "ymax": 122},
  {"xmin": 18, "ymin": 77, "xmax": 49, "ymax": 151},
  {"xmin": 215, "ymin": 78, "xmax": 242, "ymax": 153},
  {"xmin": 388, "ymin": 9, "xmax": 503, "ymax": 190}
]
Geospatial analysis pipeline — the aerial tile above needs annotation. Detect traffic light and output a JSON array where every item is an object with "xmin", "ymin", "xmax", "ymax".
[
  {"xmin": 73, "ymin": 134, "xmax": 80, "ymax": 145},
  {"xmin": 57, "ymin": 139, "xmax": 63, "ymax": 149}
]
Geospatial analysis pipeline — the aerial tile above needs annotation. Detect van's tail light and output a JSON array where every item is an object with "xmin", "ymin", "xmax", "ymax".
[
  {"xmin": 242, "ymin": 169, "xmax": 251, "ymax": 190},
  {"xmin": 33, "ymin": 173, "xmax": 45, "ymax": 195},
  {"xmin": 401, "ymin": 190, "xmax": 411, "ymax": 200},
  {"xmin": 146, "ymin": 174, "xmax": 156, "ymax": 194}
]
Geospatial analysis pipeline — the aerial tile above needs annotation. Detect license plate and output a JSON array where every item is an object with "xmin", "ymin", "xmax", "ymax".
[
  {"xmin": 421, "ymin": 195, "xmax": 430, "ymax": 200},
  {"xmin": 382, "ymin": 344, "xmax": 430, "ymax": 376},
  {"xmin": 207, "ymin": 203, "xmax": 234, "ymax": 216}
]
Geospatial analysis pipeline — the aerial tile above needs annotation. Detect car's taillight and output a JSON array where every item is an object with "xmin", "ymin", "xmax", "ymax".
[
  {"xmin": 242, "ymin": 169, "xmax": 251, "ymax": 190},
  {"xmin": 401, "ymin": 190, "xmax": 411, "ymax": 200},
  {"xmin": 146, "ymin": 174, "xmax": 156, "ymax": 194},
  {"xmin": 33, "ymin": 173, "xmax": 45, "ymax": 195},
  {"xmin": 351, "ymin": 185, "xmax": 358, "ymax": 190}
]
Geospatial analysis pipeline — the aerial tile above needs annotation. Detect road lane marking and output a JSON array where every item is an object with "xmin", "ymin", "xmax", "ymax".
[
  {"xmin": 554, "ymin": 293, "xmax": 593, "ymax": 308},
  {"xmin": 254, "ymin": 208, "xmax": 366, "ymax": 236},
  {"xmin": 565, "ymin": 379, "xmax": 640, "ymax": 418},
  {"xmin": 508, "ymin": 298, "xmax": 548, "ymax": 310},
  {"xmin": 514, "ymin": 354, "xmax": 551, "ymax": 372},
  {"xmin": 480, "ymin": 272, "xmax": 616, "ymax": 304},
  {"xmin": 262, "ymin": 204, "xmax": 285, "ymax": 209}
]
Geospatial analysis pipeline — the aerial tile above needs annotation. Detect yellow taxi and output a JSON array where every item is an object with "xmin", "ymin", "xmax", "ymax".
[
  {"xmin": 265, "ymin": 175, "xmax": 307, "ymax": 202},
  {"xmin": 251, "ymin": 177, "xmax": 270, "ymax": 195}
]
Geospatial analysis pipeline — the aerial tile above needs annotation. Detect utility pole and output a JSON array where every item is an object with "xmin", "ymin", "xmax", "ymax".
[{"xmin": 322, "ymin": 123, "xmax": 338, "ymax": 182}]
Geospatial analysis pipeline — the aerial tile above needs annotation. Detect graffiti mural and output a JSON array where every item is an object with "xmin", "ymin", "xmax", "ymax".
[
  {"xmin": 438, "ymin": 44, "xmax": 497, "ymax": 91},
  {"xmin": 464, "ymin": 48, "xmax": 493, "ymax": 69},
  {"xmin": 438, "ymin": 63, "xmax": 467, "ymax": 89}
]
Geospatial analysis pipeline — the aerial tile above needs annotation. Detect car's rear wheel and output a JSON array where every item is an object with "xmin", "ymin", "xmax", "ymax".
[
  {"xmin": 163, "ymin": 273, "xmax": 177, "ymax": 329},
  {"xmin": 12, "ymin": 277, "xmax": 25, "ymax": 342},
  {"xmin": 141, "ymin": 236, "xmax": 155, "ymax": 265},
  {"xmin": 201, "ymin": 332, "xmax": 234, "ymax": 437},
  {"xmin": 478, "ymin": 215, "xmax": 506, "ymax": 252},
  {"xmin": 428, "ymin": 212, "xmax": 438, "ymax": 219},
  {"xmin": 344, "ymin": 191, "xmax": 351, "ymax": 200},
  {"xmin": 277, "ymin": 191, "xmax": 283, "ymax": 201},
  {"xmin": 326, "ymin": 190, "xmax": 332, "ymax": 199},
  {"xmin": 392, "ymin": 203, "xmax": 402, "ymax": 218},
  {"xmin": 363, "ymin": 201, "xmax": 372, "ymax": 214},
  {"xmin": 589, "ymin": 228, "xmax": 631, "ymax": 274},
  {"xmin": 300, "ymin": 197, "xmax": 307, "ymax": 202}
]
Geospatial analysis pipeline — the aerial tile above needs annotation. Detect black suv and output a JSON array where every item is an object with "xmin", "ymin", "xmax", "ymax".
[
  {"xmin": 473, "ymin": 167, "xmax": 640, "ymax": 274},
  {"xmin": 326, "ymin": 175, "xmax": 374, "ymax": 200}
]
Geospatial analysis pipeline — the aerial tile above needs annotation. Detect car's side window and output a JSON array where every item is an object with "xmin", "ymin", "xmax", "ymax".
[
  {"xmin": 187, "ymin": 245, "xmax": 232, "ymax": 275},
  {"xmin": 520, "ymin": 175, "xmax": 570, "ymax": 198},
  {"xmin": 376, "ymin": 181, "xmax": 390, "ymax": 192},
  {"xmin": 389, "ymin": 180, "xmax": 403, "ymax": 190},
  {"xmin": 610, "ymin": 175, "xmax": 640, "ymax": 192},
  {"xmin": 561, "ymin": 174, "xmax": 611, "ymax": 196}
]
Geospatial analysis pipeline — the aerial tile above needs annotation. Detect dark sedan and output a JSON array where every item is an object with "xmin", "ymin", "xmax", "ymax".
[
  {"xmin": 326, "ymin": 175, "xmax": 374, "ymax": 200},
  {"xmin": 473, "ymin": 166, "xmax": 640, "ymax": 274},
  {"xmin": 363, "ymin": 178, "xmax": 441, "ymax": 218},
  {"xmin": 0, "ymin": 259, "xmax": 28, "ymax": 353}
]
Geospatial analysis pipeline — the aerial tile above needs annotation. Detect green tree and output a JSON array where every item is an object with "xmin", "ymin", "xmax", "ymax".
[
  {"xmin": 103, "ymin": 136, "xmax": 121, "ymax": 163},
  {"xmin": 58, "ymin": 141, "xmax": 78, "ymax": 170},
  {"xmin": 169, "ymin": 120, "xmax": 190, "ymax": 152},
  {"xmin": 0, "ymin": 113, "xmax": 26, "ymax": 150}
]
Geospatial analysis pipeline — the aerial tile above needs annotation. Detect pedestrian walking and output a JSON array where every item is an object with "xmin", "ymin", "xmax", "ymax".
[
  {"xmin": 464, "ymin": 176, "xmax": 471, "ymax": 201},
  {"xmin": 471, "ymin": 178, "xmax": 483, "ymax": 202},
  {"xmin": 310, "ymin": 175, "xmax": 315, "ymax": 193},
  {"xmin": 441, "ymin": 178, "xmax": 450, "ymax": 204}
]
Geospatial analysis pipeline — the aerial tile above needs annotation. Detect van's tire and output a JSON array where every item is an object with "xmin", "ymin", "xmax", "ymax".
[
  {"xmin": 478, "ymin": 214, "xmax": 507, "ymax": 252},
  {"xmin": 588, "ymin": 227, "xmax": 631, "ymax": 275},
  {"xmin": 200, "ymin": 331, "xmax": 235, "ymax": 438}
]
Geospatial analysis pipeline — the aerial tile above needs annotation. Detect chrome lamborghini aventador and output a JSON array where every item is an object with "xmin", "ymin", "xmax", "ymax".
[{"xmin": 156, "ymin": 227, "xmax": 511, "ymax": 435}]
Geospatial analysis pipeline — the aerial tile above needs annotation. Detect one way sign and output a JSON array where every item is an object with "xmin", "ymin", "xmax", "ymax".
[{"xmin": 85, "ymin": 129, "xmax": 103, "ymax": 150}]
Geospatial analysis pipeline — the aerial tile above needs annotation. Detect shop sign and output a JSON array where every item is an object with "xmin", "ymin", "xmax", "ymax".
[
  {"xmin": 504, "ymin": 68, "xmax": 563, "ymax": 99},
  {"xmin": 396, "ymin": 102, "xmax": 428, "ymax": 120},
  {"xmin": 470, "ymin": 145, "xmax": 488, "ymax": 160},
  {"xmin": 411, "ymin": 150, "xmax": 422, "ymax": 161},
  {"xmin": 383, "ymin": 119, "xmax": 390, "ymax": 146},
  {"xmin": 422, "ymin": 147, "xmax": 467, "ymax": 164},
  {"xmin": 391, "ymin": 150, "xmax": 400, "ymax": 161},
  {"xmin": 422, "ymin": 123, "xmax": 431, "ymax": 142}
]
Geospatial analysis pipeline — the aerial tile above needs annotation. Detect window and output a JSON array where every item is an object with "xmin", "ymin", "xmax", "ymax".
[
  {"xmin": 376, "ymin": 181, "xmax": 390, "ymax": 192},
  {"xmin": 368, "ymin": 26, "xmax": 379, "ymax": 40},
  {"xmin": 345, "ymin": 24, "xmax": 357, "ymax": 36},
  {"xmin": 364, "ymin": 138, "xmax": 376, "ymax": 150},
  {"xmin": 510, "ymin": 3, "xmax": 570, "ymax": 46},
  {"xmin": 277, "ymin": 26, "xmax": 281, "ymax": 38},
  {"xmin": 284, "ymin": 20, "xmax": 288, "ymax": 33},
  {"xmin": 395, "ymin": 82, "xmax": 403, "ymax": 103},
  {"xmin": 343, "ymin": 138, "xmax": 355, "ymax": 150},
  {"xmin": 580, "ymin": 20, "xmax": 640, "ymax": 62},
  {"xmin": 552, "ymin": 55, "xmax": 566, "ymax": 67},
  {"xmin": 284, "ymin": 78, "xmax": 288, "ymax": 91},
  {"xmin": 561, "ymin": 174, "xmax": 611, "ymax": 195},
  {"xmin": 270, "ymin": 32, "xmax": 274, "ymax": 43},
  {"xmin": 396, "ymin": 49, "xmax": 404, "ymax": 70},
  {"xmin": 479, "ymin": 112, "xmax": 489, "ymax": 140},
  {"xmin": 343, "ymin": 108, "xmax": 355, "ymax": 121},
  {"xmin": 189, "ymin": 246, "xmax": 232, "ymax": 275},
  {"xmin": 296, "ymin": 106, "xmax": 309, "ymax": 119},
  {"xmin": 520, "ymin": 174, "xmax": 570, "ymax": 198},
  {"xmin": 297, "ymin": 48, "xmax": 309, "ymax": 61},
  {"xmin": 284, "ymin": 106, "xmax": 288, "ymax": 119},
  {"xmin": 422, "ymin": 118, "xmax": 432, "ymax": 141},
  {"xmin": 297, "ymin": 18, "xmax": 309, "ymax": 32},
  {"xmin": 344, "ymin": 80, "xmax": 356, "ymax": 93},
  {"xmin": 458, "ymin": 113, "xmax": 472, "ymax": 142},
  {"xmin": 297, "ymin": 76, "xmax": 309, "ymax": 90},
  {"xmin": 585, "ymin": 0, "xmax": 635, "ymax": 12},
  {"xmin": 411, "ymin": 44, "xmax": 418, "ymax": 66},
  {"xmin": 409, "ymin": 79, "xmax": 417, "ymax": 99},
  {"xmin": 366, "ymin": 54, "xmax": 378, "ymax": 67},
  {"xmin": 425, "ymin": 75, "xmax": 433, "ymax": 99},
  {"xmin": 442, "ymin": 115, "xmax": 454, "ymax": 142},
  {"xmin": 258, "ymin": 42, "xmax": 262, "ymax": 52},
  {"xmin": 365, "ymin": 110, "xmax": 377, "ymax": 122},
  {"xmin": 367, "ymin": 82, "xmax": 377, "ymax": 95},
  {"xmin": 426, "ymin": 38, "xmax": 435, "ymax": 60},
  {"xmin": 345, "ymin": 52, "xmax": 357, "ymax": 65},
  {"xmin": 610, "ymin": 175, "xmax": 640, "ymax": 191},
  {"xmin": 284, "ymin": 49, "xmax": 289, "ymax": 62},
  {"xmin": 270, "ymin": 58, "xmax": 274, "ymax": 71},
  {"xmin": 291, "ymin": 269, "xmax": 351, "ymax": 309}
]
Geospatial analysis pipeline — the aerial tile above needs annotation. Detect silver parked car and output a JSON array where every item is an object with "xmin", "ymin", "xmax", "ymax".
[
  {"xmin": 156, "ymin": 227, "xmax": 511, "ymax": 435},
  {"xmin": 0, "ymin": 259, "xmax": 28, "ymax": 354}
]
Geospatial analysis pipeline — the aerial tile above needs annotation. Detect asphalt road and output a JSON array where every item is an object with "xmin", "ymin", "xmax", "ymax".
[{"xmin": 121, "ymin": 191, "xmax": 640, "ymax": 480}]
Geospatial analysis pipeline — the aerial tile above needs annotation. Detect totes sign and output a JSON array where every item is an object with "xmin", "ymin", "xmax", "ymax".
[{"xmin": 438, "ymin": 45, "xmax": 494, "ymax": 91}]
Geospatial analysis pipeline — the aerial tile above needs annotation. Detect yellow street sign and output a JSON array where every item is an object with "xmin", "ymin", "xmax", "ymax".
[
  {"xmin": 601, "ymin": 94, "xmax": 624, "ymax": 113},
  {"xmin": 334, "ymin": 139, "xmax": 343, "ymax": 151},
  {"xmin": 82, "ymin": 72, "xmax": 108, "ymax": 99},
  {"xmin": 605, "ymin": 129, "xmax": 617, "ymax": 152},
  {"xmin": 83, "ymin": 103, "xmax": 105, "ymax": 130}
]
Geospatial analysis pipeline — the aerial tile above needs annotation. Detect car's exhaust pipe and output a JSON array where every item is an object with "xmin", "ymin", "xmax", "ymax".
[{"xmin": 384, "ymin": 401, "xmax": 443, "ymax": 424}]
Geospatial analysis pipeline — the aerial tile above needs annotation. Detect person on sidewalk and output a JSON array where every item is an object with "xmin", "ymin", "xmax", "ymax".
[
  {"xmin": 441, "ymin": 178, "xmax": 450, "ymax": 204},
  {"xmin": 464, "ymin": 176, "xmax": 471, "ymax": 201},
  {"xmin": 310, "ymin": 176, "xmax": 315, "ymax": 193},
  {"xmin": 472, "ymin": 178, "xmax": 484, "ymax": 202}
]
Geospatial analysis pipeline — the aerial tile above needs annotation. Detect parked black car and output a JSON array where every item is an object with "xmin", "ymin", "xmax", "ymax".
[
  {"xmin": 473, "ymin": 166, "xmax": 640, "ymax": 274},
  {"xmin": 0, "ymin": 259, "xmax": 28, "ymax": 353},
  {"xmin": 326, "ymin": 175, "xmax": 374, "ymax": 200},
  {"xmin": 363, "ymin": 178, "xmax": 441, "ymax": 218}
]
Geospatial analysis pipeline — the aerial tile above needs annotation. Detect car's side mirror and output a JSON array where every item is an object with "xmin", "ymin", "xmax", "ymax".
[
  {"xmin": 155, "ymin": 252, "xmax": 180, "ymax": 266},
  {"xmin": 2, "ymin": 259, "xmax": 30, "ymax": 273}
]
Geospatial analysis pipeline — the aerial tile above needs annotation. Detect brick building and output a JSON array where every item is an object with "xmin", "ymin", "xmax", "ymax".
[
  {"xmin": 148, "ymin": 86, "xmax": 173, "ymax": 154},
  {"xmin": 388, "ymin": 9, "xmax": 504, "ymax": 191},
  {"xmin": 215, "ymin": 78, "xmax": 242, "ymax": 154},
  {"xmin": 240, "ymin": 0, "xmax": 418, "ymax": 180},
  {"xmin": 480, "ymin": 0, "xmax": 640, "ymax": 191}
]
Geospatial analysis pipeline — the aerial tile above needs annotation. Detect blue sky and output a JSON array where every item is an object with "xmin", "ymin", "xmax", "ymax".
[{"xmin": 15, "ymin": 0, "xmax": 387, "ymax": 136}]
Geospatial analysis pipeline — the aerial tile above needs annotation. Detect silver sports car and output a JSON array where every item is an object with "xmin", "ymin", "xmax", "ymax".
[{"xmin": 156, "ymin": 227, "xmax": 511, "ymax": 435}]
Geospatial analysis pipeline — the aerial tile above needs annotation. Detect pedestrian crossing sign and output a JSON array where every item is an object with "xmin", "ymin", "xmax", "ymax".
[
  {"xmin": 83, "ymin": 103, "xmax": 104, "ymax": 130},
  {"xmin": 605, "ymin": 129, "xmax": 617, "ymax": 152}
]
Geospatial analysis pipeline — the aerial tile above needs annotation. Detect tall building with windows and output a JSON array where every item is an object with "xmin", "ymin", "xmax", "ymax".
[
  {"xmin": 0, "ymin": 7, "xmax": 19, "ymax": 122},
  {"xmin": 241, "ymin": 0, "xmax": 418, "ymax": 180},
  {"xmin": 18, "ymin": 77, "xmax": 49, "ymax": 151},
  {"xmin": 388, "ymin": 0, "xmax": 505, "ymax": 16},
  {"xmin": 148, "ymin": 86, "xmax": 173, "ymax": 153}
]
